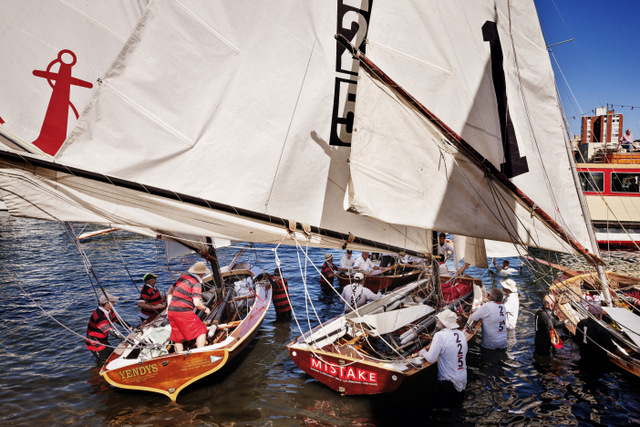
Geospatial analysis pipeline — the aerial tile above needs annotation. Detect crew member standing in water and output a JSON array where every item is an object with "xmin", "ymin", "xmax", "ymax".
[
  {"xmin": 320, "ymin": 253, "xmax": 339, "ymax": 286},
  {"xmin": 86, "ymin": 293, "xmax": 132, "ymax": 363},
  {"xmin": 417, "ymin": 309, "xmax": 468, "ymax": 403},
  {"xmin": 271, "ymin": 267, "xmax": 292, "ymax": 321}
]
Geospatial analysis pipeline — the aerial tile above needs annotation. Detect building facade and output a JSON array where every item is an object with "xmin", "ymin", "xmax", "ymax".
[{"xmin": 581, "ymin": 107, "xmax": 623, "ymax": 144}]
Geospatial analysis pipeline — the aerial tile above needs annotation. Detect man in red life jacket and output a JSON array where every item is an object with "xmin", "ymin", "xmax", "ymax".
[
  {"xmin": 138, "ymin": 273, "xmax": 166, "ymax": 322},
  {"xmin": 320, "ymin": 253, "xmax": 339, "ymax": 286},
  {"xmin": 167, "ymin": 262, "xmax": 212, "ymax": 353},
  {"xmin": 271, "ymin": 268, "xmax": 292, "ymax": 320},
  {"xmin": 85, "ymin": 293, "xmax": 131, "ymax": 363}
]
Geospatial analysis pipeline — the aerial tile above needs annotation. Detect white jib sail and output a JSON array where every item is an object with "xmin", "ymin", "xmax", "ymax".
[{"xmin": 346, "ymin": 0, "xmax": 594, "ymax": 255}]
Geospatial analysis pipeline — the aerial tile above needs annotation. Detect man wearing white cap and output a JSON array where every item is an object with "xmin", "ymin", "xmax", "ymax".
[
  {"xmin": 341, "ymin": 272, "xmax": 382, "ymax": 313},
  {"xmin": 167, "ymin": 261, "xmax": 212, "ymax": 353},
  {"xmin": 469, "ymin": 287, "xmax": 507, "ymax": 350},
  {"xmin": 418, "ymin": 309, "xmax": 467, "ymax": 399},
  {"xmin": 501, "ymin": 279, "xmax": 519, "ymax": 345},
  {"xmin": 86, "ymin": 293, "xmax": 130, "ymax": 363}
]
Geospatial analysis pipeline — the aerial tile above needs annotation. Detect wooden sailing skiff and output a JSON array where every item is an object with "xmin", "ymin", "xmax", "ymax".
[
  {"xmin": 100, "ymin": 265, "xmax": 272, "ymax": 401},
  {"xmin": 549, "ymin": 273, "xmax": 640, "ymax": 378},
  {"xmin": 288, "ymin": 275, "xmax": 483, "ymax": 395}
]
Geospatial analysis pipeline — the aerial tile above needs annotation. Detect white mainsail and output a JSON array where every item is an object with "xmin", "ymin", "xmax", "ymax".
[
  {"xmin": 0, "ymin": 1, "xmax": 430, "ymax": 253},
  {"xmin": 346, "ymin": 0, "xmax": 595, "ymax": 255}
]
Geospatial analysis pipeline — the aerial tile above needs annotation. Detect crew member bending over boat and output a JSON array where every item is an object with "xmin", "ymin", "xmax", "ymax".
[
  {"xmin": 353, "ymin": 251, "xmax": 390, "ymax": 275},
  {"xmin": 271, "ymin": 268, "xmax": 292, "ymax": 321},
  {"xmin": 341, "ymin": 272, "xmax": 381, "ymax": 313},
  {"xmin": 417, "ymin": 309, "xmax": 467, "ymax": 402},
  {"xmin": 469, "ymin": 287, "xmax": 507, "ymax": 350},
  {"xmin": 86, "ymin": 293, "xmax": 132, "ymax": 363},
  {"xmin": 138, "ymin": 273, "xmax": 166, "ymax": 322},
  {"xmin": 575, "ymin": 303, "xmax": 630, "ymax": 366},
  {"xmin": 167, "ymin": 262, "xmax": 212, "ymax": 353}
]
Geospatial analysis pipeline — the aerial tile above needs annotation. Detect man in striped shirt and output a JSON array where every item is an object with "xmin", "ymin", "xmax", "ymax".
[
  {"xmin": 138, "ymin": 273, "xmax": 166, "ymax": 322},
  {"xmin": 85, "ymin": 293, "xmax": 131, "ymax": 363},
  {"xmin": 167, "ymin": 262, "xmax": 212, "ymax": 353}
]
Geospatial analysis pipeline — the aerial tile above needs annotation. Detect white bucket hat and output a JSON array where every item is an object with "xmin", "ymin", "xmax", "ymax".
[
  {"xmin": 436, "ymin": 309, "xmax": 459, "ymax": 329},
  {"xmin": 188, "ymin": 261, "xmax": 211, "ymax": 275},
  {"xmin": 99, "ymin": 293, "xmax": 119, "ymax": 305},
  {"xmin": 501, "ymin": 279, "xmax": 517, "ymax": 293}
]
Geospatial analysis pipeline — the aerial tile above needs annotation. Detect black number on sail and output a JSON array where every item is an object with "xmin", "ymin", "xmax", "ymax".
[
  {"xmin": 330, "ymin": 0, "xmax": 372, "ymax": 147},
  {"xmin": 482, "ymin": 21, "xmax": 529, "ymax": 178}
]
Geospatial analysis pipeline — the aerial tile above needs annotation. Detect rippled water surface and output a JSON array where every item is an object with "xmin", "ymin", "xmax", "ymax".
[{"xmin": 1, "ymin": 214, "xmax": 640, "ymax": 426}]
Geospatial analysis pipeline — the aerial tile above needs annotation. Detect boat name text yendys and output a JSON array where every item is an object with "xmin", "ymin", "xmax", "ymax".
[
  {"xmin": 118, "ymin": 364, "xmax": 158, "ymax": 380},
  {"xmin": 310, "ymin": 356, "xmax": 377, "ymax": 384}
]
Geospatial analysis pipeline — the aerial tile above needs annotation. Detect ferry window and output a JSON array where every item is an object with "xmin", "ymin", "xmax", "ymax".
[
  {"xmin": 578, "ymin": 172, "xmax": 604, "ymax": 192},
  {"xmin": 612, "ymin": 172, "xmax": 640, "ymax": 193}
]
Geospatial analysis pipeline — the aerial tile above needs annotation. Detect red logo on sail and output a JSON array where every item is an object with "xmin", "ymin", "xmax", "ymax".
[{"xmin": 32, "ymin": 49, "xmax": 93, "ymax": 156}]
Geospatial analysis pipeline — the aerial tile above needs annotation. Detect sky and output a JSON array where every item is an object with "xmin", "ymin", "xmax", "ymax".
[{"xmin": 534, "ymin": 0, "xmax": 640, "ymax": 139}]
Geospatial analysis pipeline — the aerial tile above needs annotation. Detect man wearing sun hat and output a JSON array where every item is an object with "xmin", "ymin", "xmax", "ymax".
[
  {"xmin": 86, "ymin": 293, "xmax": 131, "ymax": 363},
  {"xmin": 167, "ymin": 261, "xmax": 212, "ymax": 353},
  {"xmin": 138, "ymin": 273, "xmax": 166, "ymax": 322},
  {"xmin": 418, "ymin": 309, "xmax": 467, "ymax": 400},
  {"xmin": 575, "ymin": 303, "xmax": 630, "ymax": 366},
  {"xmin": 320, "ymin": 253, "xmax": 339, "ymax": 286},
  {"xmin": 501, "ymin": 279, "xmax": 519, "ymax": 346}
]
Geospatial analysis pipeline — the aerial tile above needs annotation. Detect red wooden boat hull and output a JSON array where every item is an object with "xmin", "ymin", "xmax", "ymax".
[
  {"xmin": 287, "ymin": 347, "xmax": 406, "ymax": 395},
  {"xmin": 336, "ymin": 267, "xmax": 422, "ymax": 292}
]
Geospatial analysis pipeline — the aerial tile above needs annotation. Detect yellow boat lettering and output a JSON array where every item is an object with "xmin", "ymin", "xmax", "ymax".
[{"xmin": 118, "ymin": 364, "xmax": 159, "ymax": 380}]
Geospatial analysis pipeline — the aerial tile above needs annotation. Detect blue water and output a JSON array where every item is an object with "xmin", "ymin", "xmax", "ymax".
[{"xmin": 1, "ymin": 213, "xmax": 639, "ymax": 426}]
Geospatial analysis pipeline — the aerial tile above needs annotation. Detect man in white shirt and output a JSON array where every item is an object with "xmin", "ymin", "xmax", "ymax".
[
  {"xmin": 418, "ymin": 309, "xmax": 467, "ymax": 399},
  {"xmin": 341, "ymin": 272, "xmax": 382, "ymax": 312},
  {"xmin": 469, "ymin": 287, "xmax": 507, "ymax": 350},
  {"xmin": 493, "ymin": 258, "xmax": 518, "ymax": 277},
  {"xmin": 340, "ymin": 250, "xmax": 355, "ymax": 270},
  {"xmin": 501, "ymin": 279, "xmax": 519, "ymax": 346},
  {"xmin": 353, "ymin": 251, "xmax": 388, "ymax": 275},
  {"xmin": 437, "ymin": 233, "xmax": 454, "ymax": 262}
]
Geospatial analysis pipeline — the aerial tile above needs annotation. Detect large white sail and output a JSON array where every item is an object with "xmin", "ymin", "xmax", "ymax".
[
  {"xmin": 0, "ymin": 1, "xmax": 431, "ymax": 254},
  {"xmin": 346, "ymin": 0, "xmax": 595, "ymax": 254}
]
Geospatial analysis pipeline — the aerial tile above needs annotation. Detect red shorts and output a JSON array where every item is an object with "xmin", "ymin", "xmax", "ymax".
[{"xmin": 168, "ymin": 311, "xmax": 207, "ymax": 342}]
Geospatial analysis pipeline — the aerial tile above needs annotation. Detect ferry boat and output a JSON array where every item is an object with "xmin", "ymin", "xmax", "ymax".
[{"xmin": 577, "ymin": 149, "xmax": 640, "ymax": 248}]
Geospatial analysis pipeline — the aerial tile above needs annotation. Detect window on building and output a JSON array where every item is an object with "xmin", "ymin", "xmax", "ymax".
[
  {"xmin": 611, "ymin": 172, "xmax": 640, "ymax": 193},
  {"xmin": 579, "ymin": 171, "xmax": 604, "ymax": 192}
]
